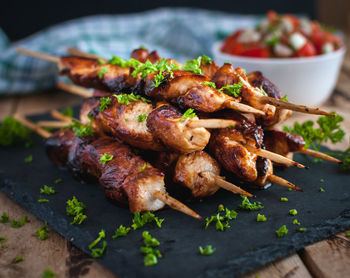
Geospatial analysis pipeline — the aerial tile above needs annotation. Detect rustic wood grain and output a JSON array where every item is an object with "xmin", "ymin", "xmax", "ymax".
[{"xmin": 240, "ymin": 254, "xmax": 312, "ymax": 278}]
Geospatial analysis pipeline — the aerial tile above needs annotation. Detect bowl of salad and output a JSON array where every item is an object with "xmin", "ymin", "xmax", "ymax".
[{"xmin": 212, "ymin": 11, "xmax": 345, "ymax": 106}]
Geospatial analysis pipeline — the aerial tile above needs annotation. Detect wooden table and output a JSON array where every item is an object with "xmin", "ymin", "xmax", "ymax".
[{"xmin": 1, "ymin": 62, "xmax": 350, "ymax": 278}]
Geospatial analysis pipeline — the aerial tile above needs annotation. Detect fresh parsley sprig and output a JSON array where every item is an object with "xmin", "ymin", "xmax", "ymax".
[
  {"xmin": 140, "ymin": 231, "xmax": 162, "ymax": 266},
  {"xmin": 199, "ymin": 245, "xmax": 216, "ymax": 256},
  {"xmin": 112, "ymin": 225, "xmax": 130, "ymax": 239},
  {"xmin": 89, "ymin": 230, "xmax": 107, "ymax": 258},
  {"xmin": 205, "ymin": 204, "xmax": 238, "ymax": 231},
  {"xmin": 66, "ymin": 196, "xmax": 87, "ymax": 225},
  {"xmin": 181, "ymin": 108, "xmax": 197, "ymax": 119},
  {"xmin": 35, "ymin": 222, "xmax": 49, "ymax": 240},
  {"xmin": 99, "ymin": 97, "xmax": 111, "ymax": 112},
  {"xmin": 100, "ymin": 153, "xmax": 114, "ymax": 165},
  {"xmin": 131, "ymin": 212, "xmax": 164, "ymax": 230},
  {"xmin": 218, "ymin": 82, "xmax": 243, "ymax": 97},
  {"xmin": 276, "ymin": 225, "xmax": 288, "ymax": 237},
  {"xmin": 238, "ymin": 196, "xmax": 264, "ymax": 211},
  {"xmin": 40, "ymin": 185, "xmax": 55, "ymax": 195}
]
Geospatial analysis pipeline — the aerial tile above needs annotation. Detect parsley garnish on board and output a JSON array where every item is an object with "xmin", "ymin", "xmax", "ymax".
[
  {"xmin": 276, "ymin": 225, "xmax": 288, "ymax": 238},
  {"xmin": 99, "ymin": 97, "xmax": 111, "ymax": 112},
  {"xmin": 137, "ymin": 114, "xmax": 148, "ymax": 122},
  {"xmin": 131, "ymin": 211, "xmax": 164, "ymax": 230},
  {"xmin": 11, "ymin": 216, "xmax": 28, "ymax": 228},
  {"xmin": 0, "ymin": 212, "xmax": 9, "ymax": 223},
  {"xmin": 298, "ymin": 227, "xmax": 307, "ymax": 232},
  {"xmin": 35, "ymin": 222, "xmax": 48, "ymax": 240},
  {"xmin": 289, "ymin": 209, "xmax": 298, "ymax": 216},
  {"xmin": 256, "ymin": 214, "xmax": 267, "ymax": 222},
  {"xmin": 42, "ymin": 269, "xmax": 57, "ymax": 278},
  {"xmin": 89, "ymin": 230, "xmax": 107, "ymax": 258},
  {"xmin": 38, "ymin": 199, "xmax": 49, "ymax": 203},
  {"xmin": 98, "ymin": 67, "xmax": 109, "ymax": 79},
  {"xmin": 66, "ymin": 196, "xmax": 87, "ymax": 225},
  {"xmin": 112, "ymin": 225, "xmax": 131, "ymax": 239},
  {"xmin": 140, "ymin": 231, "xmax": 162, "ymax": 266},
  {"xmin": 54, "ymin": 178, "xmax": 62, "ymax": 184},
  {"xmin": 293, "ymin": 219, "xmax": 301, "ymax": 226},
  {"xmin": 181, "ymin": 108, "xmax": 197, "ymax": 119},
  {"xmin": 0, "ymin": 237, "xmax": 6, "ymax": 243},
  {"xmin": 113, "ymin": 93, "xmax": 151, "ymax": 105},
  {"xmin": 24, "ymin": 154, "xmax": 33, "ymax": 163},
  {"xmin": 100, "ymin": 153, "xmax": 114, "ymax": 165},
  {"xmin": 13, "ymin": 256, "xmax": 23, "ymax": 263},
  {"xmin": 205, "ymin": 204, "xmax": 238, "ymax": 231},
  {"xmin": 238, "ymin": 196, "xmax": 264, "ymax": 211},
  {"xmin": 218, "ymin": 82, "xmax": 243, "ymax": 97},
  {"xmin": 40, "ymin": 185, "xmax": 55, "ymax": 195},
  {"xmin": 281, "ymin": 197, "xmax": 288, "ymax": 202},
  {"xmin": 199, "ymin": 245, "xmax": 216, "ymax": 256},
  {"xmin": 0, "ymin": 116, "xmax": 31, "ymax": 147}
]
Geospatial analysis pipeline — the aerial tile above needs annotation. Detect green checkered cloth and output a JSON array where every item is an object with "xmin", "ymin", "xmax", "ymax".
[{"xmin": 0, "ymin": 8, "xmax": 259, "ymax": 95}]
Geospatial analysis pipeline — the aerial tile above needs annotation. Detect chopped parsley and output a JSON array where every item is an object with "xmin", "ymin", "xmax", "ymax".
[
  {"xmin": 13, "ymin": 256, "xmax": 23, "ymax": 263},
  {"xmin": 151, "ymin": 71, "xmax": 165, "ymax": 88},
  {"xmin": 0, "ymin": 212, "xmax": 9, "ymax": 223},
  {"xmin": 298, "ymin": 227, "xmax": 307, "ymax": 232},
  {"xmin": 140, "ymin": 231, "xmax": 162, "ymax": 266},
  {"xmin": 345, "ymin": 232, "xmax": 350, "ymax": 237},
  {"xmin": 199, "ymin": 245, "xmax": 216, "ymax": 256},
  {"xmin": 100, "ymin": 153, "xmax": 114, "ymax": 165},
  {"xmin": 54, "ymin": 178, "xmax": 62, "ymax": 184},
  {"xmin": 0, "ymin": 116, "xmax": 31, "ymax": 147},
  {"xmin": 99, "ymin": 97, "xmax": 111, "ymax": 112},
  {"xmin": 201, "ymin": 55, "xmax": 213, "ymax": 65},
  {"xmin": 139, "ymin": 163, "xmax": 147, "ymax": 172},
  {"xmin": 181, "ymin": 108, "xmax": 197, "ymax": 119},
  {"xmin": 113, "ymin": 93, "xmax": 151, "ymax": 105},
  {"xmin": 65, "ymin": 119, "xmax": 94, "ymax": 137},
  {"xmin": 0, "ymin": 237, "xmax": 6, "ymax": 243},
  {"xmin": 218, "ymin": 82, "xmax": 243, "ymax": 97},
  {"xmin": 205, "ymin": 204, "xmax": 238, "ymax": 231},
  {"xmin": 131, "ymin": 211, "xmax": 164, "ymax": 230},
  {"xmin": 281, "ymin": 197, "xmax": 288, "ymax": 202},
  {"xmin": 288, "ymin": 188, "xmax": 293, "ymax": 191},
  {"xmin": 276, "ymin": 225, "xmax": 288, "ymax": 238},
  {"xmin": 89, "ymin": 230, "xmax": 107, "ymax": 258},
  {"xmin": 293, "ymin": 219, "xmax": 301, "ymax": 226},
  {"xmin": 201, "ymin": 81, "xmax": 216, "ymax": 89},
  {"xmin": 281, "ymin": 95, "xmax": 288, "ymax": 102},
  {"xmin": 238, "ymin": 196, "xmax": 264, "ymax": 211},
  {"xmin": 131, "ymin": 58, "xmax": 178, "ymax": 79},
  {"xmin": 139, "ymin": 45, "xmax": 147, "ymax": 50},
  {"xmin": 38, "ymin": 199, "xmax": 49, "ymax": 203},
  {"xmin": 24, "ymin": 154, "xmax": 33, "ymax": 163},
  {"xmin": 320, "ymin": 179, "xmax": 324, "ymax": 183},
  {"xmin": 40, "ymin": 185, "xmax": 55, "ymax": 195},
  {"xmin": 98, "ymin": 67, "xmax": 109, "ymax": 79},
  {"xmin": 42, "ymin": 269, "xmax": 57, "ymax": 278},
  {"xmin": 10, "ymin": 216, "xmax": 28, "ymax": 228},
  {"xmin": 35, "ymin": 222, "xmax": 48, "ymax": 240},
  {"xmin": 256, "ymin": 214, "xmax": 267, "ymax": 222},
  {"xmin": 61, "ymin": 107, "xmax": 73, "ymax": 117},
  {"xmin": 98, "ymin": 58, "xmax": 105, "ymax": 65},
  {"xmin": 108, "ymin": 56, "xmax": 141, "ymax": 68},
  {"xmin": 112, "ymin": 225, "xmax": 131, "ymax": 239},
  {"xmin": 66, "ymin": 196, "xmax": 87, "ymax": 225},
  {"xmin": 319, "ymin": 187, "xmax": 325, "ymax": 192},
  {"xmin": 289, "ymin": 209, "xmax": 298, "ymax": 216},
  {"xmin": 260, "ymin": 85, "xmax": 268, "ymax": 96},
  {"xmin": 137, "ymin": 114, "xmax": 148, "ymax": 122},
  {"xmin": 182, "ymin": 56, "xmax": 203, "ymax": 74}
]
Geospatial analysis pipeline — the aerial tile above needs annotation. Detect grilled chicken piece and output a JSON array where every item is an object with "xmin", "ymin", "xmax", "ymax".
[
  {"xmin": 82, "ymin": 97, "xmax": 165, "ymax": 151},
  {"xmin": 263, "ymin": 130, "xmax": 305, "ymax": 157},
  {"xmin": 146, "ymin": 105, "xmax": 210, "ymax": 153},
  {"xmin": 45, "ymin": 129, "xmax": 166, "ymax": 212},
  {"xmin": 174, "ymin": 151, "xmax": 221, "ymax": 198},
  {"xmin": 200, "ymin": 60, "xmax": 220, "ymax": 79}
]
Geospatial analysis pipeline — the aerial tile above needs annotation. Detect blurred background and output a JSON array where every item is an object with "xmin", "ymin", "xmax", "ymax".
[{"xmin": 1, "ymin": 0, "xmax": 349, "ymax": 41}]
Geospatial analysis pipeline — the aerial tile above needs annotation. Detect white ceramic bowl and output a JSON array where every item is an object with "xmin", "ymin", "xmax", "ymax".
[{"xmin": 212, "ymin": 41, "xmax": 346, "ymax": 106}]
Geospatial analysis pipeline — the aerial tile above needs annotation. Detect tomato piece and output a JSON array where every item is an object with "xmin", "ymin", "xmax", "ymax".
[
  {"xmin": 267, "ymin": 10, "xmax": 277, "ymax": 23},
  {"xmin": 239, "ymin": 47, "xmax": 270, "ymax": 58},
  {"xmin": 295, "ymin": 41, "xmax": 316, "ymax": 57},
  {"xmin": 221, "ymin": 30, "xmax": 244, "ymax": 53}
]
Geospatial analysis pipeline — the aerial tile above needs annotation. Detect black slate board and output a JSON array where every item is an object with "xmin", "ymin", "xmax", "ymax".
[{"xmin": 1, "ymin": 112, "xmax": 350, "ymax": 278}]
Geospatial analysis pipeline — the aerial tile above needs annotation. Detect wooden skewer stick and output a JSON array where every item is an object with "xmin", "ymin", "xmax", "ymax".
[
  {"xmin": 153, "ymin": 190, "xmax": 201, "ymax": 220},
  {"xmin": 67, "ymin": 47, "xmax": 107, "ymax": 62},
  {"xmin": 14, "ymin": 114, "xmax": 201, "ymax": 220},
  {"xmin": 269, "ymin": 174, "xmax": 302, "ymax": 191},
  {"xmin": 187, "ymin": 119, "xmax": 236, "ymax": 129},
  {"xmin": 225, "ymin": 100, "xmax": 266, "ymax": 116},
  {"xmin": 203, "ymin": 172, "xmax": 253, "ymax": 197},
  {"xmin": 13, "ymin": 114, "xmax": 51, "ymax": 138},
  {"xmin": 56, "ymin": 82, "xmax": 93, "ymax": 98},
  {"xmin": 298, "ymin": 148, "xmax": 342, "ymax": 164},
  {"xmin": 259, "ymin": 96, "xmax": 335, "ymax": 117},
  {"xmin": 50, "ymin": 109, "xmax": 76, "ymax": 123},
  {"xmin": 37, "ymin": 121, "xmax": 69, "ymax": 128},
  {"xmin": 244, "ymin": 144, "xmax": 306, "ymax": 169},
  {"xmin": 16, "ymin": 48, "xmax": 60, "ymax": 64}
]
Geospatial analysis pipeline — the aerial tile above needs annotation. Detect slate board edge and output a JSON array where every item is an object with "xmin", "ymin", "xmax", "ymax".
[{"xmin": 2, "ymin": 178, "xmax": 350, "ymax": 278}]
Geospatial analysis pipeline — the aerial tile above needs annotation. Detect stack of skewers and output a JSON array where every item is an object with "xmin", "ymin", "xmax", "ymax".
[{"xmin": 14, "ymin": 47, "xmax": 342, "ymax": 220}]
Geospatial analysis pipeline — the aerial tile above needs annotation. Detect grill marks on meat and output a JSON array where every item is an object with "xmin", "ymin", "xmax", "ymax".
[
  {"xmin": 146, "ymin": 105, "xmax": 210, "ymax": 153},
  {"xmin": 174, "ymin": 151, "xmax": 221, "ymax": 198},
  {"xmin": 45, "ymin": 129, "xmax": 166, "ymax": 212},
  {"xmin": 264, "ymin": 130, "xmax": 305, "ymax": 157}
]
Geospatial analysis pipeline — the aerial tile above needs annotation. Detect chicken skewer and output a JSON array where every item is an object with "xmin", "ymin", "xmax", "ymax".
[
  {"xmin": 65, "ymin": 47, "xmax": 333, "ymax": 119},
  {"xmin": 16, "ymin": 48, "xmax": 265, "ymax": 116},
  {"xmin": 13, "ymin": 114, "xmax": 201, "ymax": 219},
  {"xmin": 49, "ymin": 110, "xmax": 253, "ymax": 197},
  {"xmin": 56, "ymin": 82, "xmax": 307, "ymax": 167}
]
